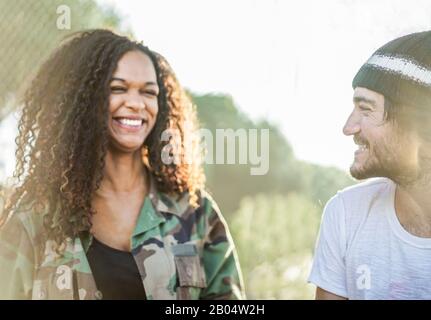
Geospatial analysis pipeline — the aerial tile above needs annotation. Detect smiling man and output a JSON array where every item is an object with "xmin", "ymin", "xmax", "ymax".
[{"xmin": 308, "ymin": 31, "xmax": 431, "ymax": 300}]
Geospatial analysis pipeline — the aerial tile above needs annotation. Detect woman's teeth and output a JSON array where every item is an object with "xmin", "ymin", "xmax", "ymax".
[{"xmin": 118, "ymin": 118, "xmax": 142, "ymax": 126}]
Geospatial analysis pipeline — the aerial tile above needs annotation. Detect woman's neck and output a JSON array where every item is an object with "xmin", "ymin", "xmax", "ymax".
[{"xmin": 97, "ymin": 149, "xmax": 148, "ymax": 196}]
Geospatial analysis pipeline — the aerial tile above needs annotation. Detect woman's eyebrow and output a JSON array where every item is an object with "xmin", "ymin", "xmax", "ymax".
[
  {"xmin": 111, "ymin": 77, "xmax": 126, "ymax": 83},
  {"xmin": 110, "ymin": 77, "xmax": 158, "ymax": 86}
]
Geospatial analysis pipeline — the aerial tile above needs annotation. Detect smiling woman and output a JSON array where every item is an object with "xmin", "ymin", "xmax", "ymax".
[
  {"xmin": 0, "ymin": 29, "xmax": 244, "ymax": 300},
  {"xmin": 108, "ymin": 51, "xmax": 159, "ymax": 152}
]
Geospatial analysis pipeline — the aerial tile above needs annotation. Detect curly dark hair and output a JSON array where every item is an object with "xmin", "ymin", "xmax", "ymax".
[{"xmin": 0, "ymin": 29, "xmax": 205, "ymax": 245}]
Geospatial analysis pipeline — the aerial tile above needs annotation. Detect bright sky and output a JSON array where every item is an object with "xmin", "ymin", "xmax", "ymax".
[{"xmin": 96, "ymin": 0, "xmax": 431, "ymax": 172}]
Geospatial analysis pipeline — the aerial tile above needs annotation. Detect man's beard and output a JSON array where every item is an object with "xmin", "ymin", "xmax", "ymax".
[{"xmin": 350, "ymin": 134, "xmax": 420, "ymax": 186}]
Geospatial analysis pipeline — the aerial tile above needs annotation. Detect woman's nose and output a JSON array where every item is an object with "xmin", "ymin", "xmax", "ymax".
[{"xmin": 124, "ymin": 92, "xmax": 145, "ymax": 110}]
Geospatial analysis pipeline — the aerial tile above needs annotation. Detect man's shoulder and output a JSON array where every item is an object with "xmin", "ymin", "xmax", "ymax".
[
  {"xmin": 323, "ymin": 177, "xmax": 394, "ymax": 236},
  {"xmin": 323, "ymin": 177, "xmax": 394, "ymax": 223},
  {"xmin": 336, "ymin": 177, "xmax": 394, "ymax": 204}
]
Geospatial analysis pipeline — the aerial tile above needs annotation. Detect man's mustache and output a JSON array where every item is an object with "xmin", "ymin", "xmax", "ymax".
[{"xmin": 353, "ymin": 135, "xmax": 369, "ymax": 146}]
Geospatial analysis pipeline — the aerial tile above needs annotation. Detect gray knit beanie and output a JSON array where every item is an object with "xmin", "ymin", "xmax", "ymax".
[{"xmin": 352, "ymin": 31, "xmax": 431, "ymax": 111}]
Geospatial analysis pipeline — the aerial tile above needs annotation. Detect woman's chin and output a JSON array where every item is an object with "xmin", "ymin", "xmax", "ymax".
[{"xmin": 108, "ymin": 138, "xmax": 146, "ymax": 154}]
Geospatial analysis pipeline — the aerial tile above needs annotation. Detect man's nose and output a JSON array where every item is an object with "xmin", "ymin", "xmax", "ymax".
[{"xmin": 343, "ymin": 112, "xmax": 360, "ymax": 136}]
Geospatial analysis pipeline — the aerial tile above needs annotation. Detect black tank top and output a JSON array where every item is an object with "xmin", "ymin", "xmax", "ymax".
[{"xmin": 86, "ymin": 237, "xmax": 146, "ymax": 300}]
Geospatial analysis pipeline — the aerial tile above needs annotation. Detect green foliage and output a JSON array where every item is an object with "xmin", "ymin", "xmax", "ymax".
[
  {"xmin": 0, "ymin": 0, "xmax": 124, "ymax": 120},
  {"xmin": 193, "ymin": 93, "xmax": 355, "ymax": 299},
  {"xmin": 192, "ymin": 92, "xmax": 354, "ymax": 216},
  {"xmin": 229, "ymin": 193, "xmax": 320, "ymax": 299},
  {"xmin": 305, "ymin": 163, "xmax": 355, "ymax": 207}
]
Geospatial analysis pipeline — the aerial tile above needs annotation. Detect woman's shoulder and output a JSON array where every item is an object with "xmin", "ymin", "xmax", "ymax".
[
  {"xmin": 0, "ymin": 200, "xmax": 46, "ymax": 248},
  {"xmin": 197, "ymin": 189, "xmax": 223, "ymax": 217}
]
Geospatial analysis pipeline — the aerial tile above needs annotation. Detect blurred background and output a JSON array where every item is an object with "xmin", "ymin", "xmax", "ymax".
[{"xmin": 1, "ymin": 0, "xmax": 431, "ymax": 299}]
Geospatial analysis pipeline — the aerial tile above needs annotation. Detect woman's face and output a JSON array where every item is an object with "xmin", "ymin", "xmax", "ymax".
[{"xmin": 107, "ymin": 50, "xmax": 159, "ymax": 153}]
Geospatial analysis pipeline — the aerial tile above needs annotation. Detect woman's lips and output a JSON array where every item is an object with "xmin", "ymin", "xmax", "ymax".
[{"xmin": 113, "ymin": 118, "xmax": 146, "ymax": 133}]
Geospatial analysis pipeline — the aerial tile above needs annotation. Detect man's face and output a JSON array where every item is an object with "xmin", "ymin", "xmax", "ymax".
[{"xmin": 343, "ymin": 87, "xmax": 420, "ymax": 184}]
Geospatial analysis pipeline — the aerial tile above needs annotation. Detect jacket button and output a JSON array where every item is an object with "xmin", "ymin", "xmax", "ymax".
[{"xmin": 94, "ymin": 290, "xmax": 103, "ymax": 300}]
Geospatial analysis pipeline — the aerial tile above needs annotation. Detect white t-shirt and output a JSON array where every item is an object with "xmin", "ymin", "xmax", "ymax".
[{"xmin": 308, "ymin": 177, "xmax": 431, "ymax": 299}]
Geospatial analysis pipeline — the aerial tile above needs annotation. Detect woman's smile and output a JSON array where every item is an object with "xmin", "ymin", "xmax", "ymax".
[
  {"xmin": 112, "ymin": 117, "xmax": 147, "ymax": 133},
  {"xmin": 107, "ymin": 50, "xmax": 159, "ymax": 152}
]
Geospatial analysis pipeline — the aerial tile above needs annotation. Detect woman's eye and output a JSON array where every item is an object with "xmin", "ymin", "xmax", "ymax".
[
  {"xmin": 142, "ymin": 90, "xmax": 158, "ymax": 97},
  {"xmin": 110, "ymin": 87, "xmax": 126, "ymax": 93}
]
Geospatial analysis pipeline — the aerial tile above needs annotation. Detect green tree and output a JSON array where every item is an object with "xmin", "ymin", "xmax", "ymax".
[
  {"xmin": 0, "ymin": 0, "xmax": 124, "ymax": 119},
  {"xmin": 229, "ymin": 193, "xmax": 321, "ymax": 299},
  {"xmin": 192, "ymin": 92, "xmax": 354, "ymax": 215}
]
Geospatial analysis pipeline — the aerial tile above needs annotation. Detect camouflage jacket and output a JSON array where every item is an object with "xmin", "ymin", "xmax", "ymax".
[{"xmin": 0, "ymin": 179, "xmax": 245, "ymax": 300}]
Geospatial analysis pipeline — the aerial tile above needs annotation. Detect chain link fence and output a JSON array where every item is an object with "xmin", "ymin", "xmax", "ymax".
[
  {"xmin": 0, "ymin": 0, "xmax": 122, "ymax": 120},
  {"xmin": 0, "ymin": 0, "xmax": 122, "ymax": 185}
]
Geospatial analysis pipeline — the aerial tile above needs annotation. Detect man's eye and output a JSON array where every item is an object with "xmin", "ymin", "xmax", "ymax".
[{"xmin": 359, "ymin": 106, "xmax": 372, "ymax": 112}]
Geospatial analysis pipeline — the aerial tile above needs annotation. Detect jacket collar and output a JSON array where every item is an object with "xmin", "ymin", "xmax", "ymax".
[
  {"xmin": 81, "ymin": 173, "xmax": 191, "ymax": 253},
  {"xmin": 149, "ymin": 173, "xmax": 191, "ymax": 217}
]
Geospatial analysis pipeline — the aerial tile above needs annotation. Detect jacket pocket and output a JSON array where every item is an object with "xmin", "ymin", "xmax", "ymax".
[{"xmin": 172, "ymin": 244, "xmax": 207, "ymax": 299}]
